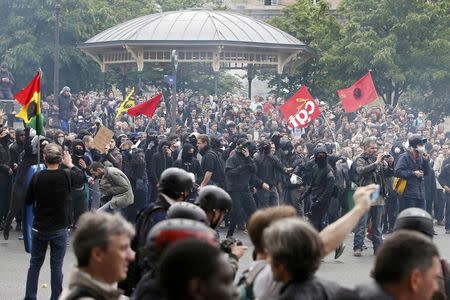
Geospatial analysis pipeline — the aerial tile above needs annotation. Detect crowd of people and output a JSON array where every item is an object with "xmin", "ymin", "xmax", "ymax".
[{"xmin": 0, "ymin": 84, "xmax": 449, "ymax": 300}]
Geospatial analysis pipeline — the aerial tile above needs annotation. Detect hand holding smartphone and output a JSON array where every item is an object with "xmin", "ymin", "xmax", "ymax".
[{"xmin": 371, "ymin": 184, "xmax": 380, "ymax": 202}]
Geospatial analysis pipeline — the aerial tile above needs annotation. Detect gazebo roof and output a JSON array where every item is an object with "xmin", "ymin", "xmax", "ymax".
[
  {"xmin": 82, "ymin": 10, "xmax": 307, "ymax": 50},
  {"xmin": 79, "ymin": 9, "xmax": 314, "ymax": 73}
]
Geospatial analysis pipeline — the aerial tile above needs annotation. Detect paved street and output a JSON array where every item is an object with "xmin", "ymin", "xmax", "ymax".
[{"xmin": 1, "ymin": 226, "xmax": 449, "ymax": 299}]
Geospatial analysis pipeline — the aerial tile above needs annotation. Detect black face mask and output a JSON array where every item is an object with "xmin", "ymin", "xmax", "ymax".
[
  {"xmin": 182, "ymin": 152, "xmax": 195, "ymax": 161},
  {"xmin": 315, "ymin": 156, "xmax": 327, "ymax": 168},
  {"xmin": 74, "ymin": 148, "xmax": 84, "ymax": 157}
]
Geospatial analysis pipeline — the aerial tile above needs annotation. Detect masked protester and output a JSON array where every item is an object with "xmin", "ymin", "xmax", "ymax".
[
  {"xmin": 253, "ymin": 140, "xmax": 290, "ymax": 208},
  {"xmin": 173, "ymin": 143, "xmax": 203, "ymax": 186},
  {"xmin": 298, "ymin": 145, "xmax": 336, "ymax": 231},
  {"xmin": 225, "ymin": 138, "xmax": 257, "ymax": 237},
  {"xmin": 0, "ymin": 127, "xmax": 13, "ymax": 230},
  {"xmin": 3, "ymin": 130, "xmax": 50, "ymax": 240},
  {"xmin": 70, "ymin": 140, "xmax": 89, "ymax": 226}
]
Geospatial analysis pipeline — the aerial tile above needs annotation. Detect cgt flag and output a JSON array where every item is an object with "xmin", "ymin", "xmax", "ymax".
[
  {"xmin": 127, "ymin": 93, "xmax": 163, "ymax": 118},
  {"xmin": 279, "ymin": 85, "xmax": 321, "ymax": 128},
  {"xmin": 15, "ymin": 70, "xmax": 45, "ymax": 135},
  {"xmin": 116, "ymin": 87, "xmax": 135, "ymax": 119},
  {"xmin": 337, "ymin": 72, "xmax": 378, "ymax": 113}
]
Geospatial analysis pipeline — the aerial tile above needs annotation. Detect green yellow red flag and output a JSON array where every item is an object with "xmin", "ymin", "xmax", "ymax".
[
  {"xmin": 116, "ymin": 87, "xmax": 135, "ymax": 119},
  {"xmin": 15, "ymin": 70, "xmax": 45, "ymax": 135}
]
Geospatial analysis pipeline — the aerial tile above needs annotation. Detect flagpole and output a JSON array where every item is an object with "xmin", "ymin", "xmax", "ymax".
[
  {"xmin": 37, "ymin": 69, "xmax": 42, "ymax": 170},
  {"xmin": 322, "ymin": 113, "xmax": 337, "ymax": 143}
]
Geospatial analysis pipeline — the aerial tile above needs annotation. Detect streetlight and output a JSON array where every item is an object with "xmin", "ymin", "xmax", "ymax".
[
  {"xmin": 170, "ymin": 50, "xmax": 178, "ymax": 133},
  {"xmin": 53, "ymin": 0, "xmax": 61, "ymax": 102}
]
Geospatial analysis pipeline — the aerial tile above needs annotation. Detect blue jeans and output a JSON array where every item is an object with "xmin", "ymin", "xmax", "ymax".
[
  {"xmin": 60, "ymin": 119, "xmax": 69, "ymax": 133},
  {"xmin": 402, "ymin": 196, "xmax": 426, "ymax": 210},
  {"xmin": 24, "ymin": 228, "xmax": 68, "ymax": 300},
  {"xmin": 354, "ymin": 205, "xmax": 384, "ymax": 253}
]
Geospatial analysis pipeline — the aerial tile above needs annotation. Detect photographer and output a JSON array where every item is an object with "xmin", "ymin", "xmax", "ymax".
[
  {"xmin": 395, "ymin": 134, "xmax": 431, "ymax": 210},
  {"xmin": 352, "ymin": 138, "xmax": 394, "ymax": 256},
  {"xmin": 225, "ymin": 138, "xmax": 257, "ymax": 237}
]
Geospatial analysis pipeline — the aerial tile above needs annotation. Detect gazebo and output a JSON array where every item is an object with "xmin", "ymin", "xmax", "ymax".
[{"xmin": 79, "ymin": 9, "xmax": 314, "ymax": 98}]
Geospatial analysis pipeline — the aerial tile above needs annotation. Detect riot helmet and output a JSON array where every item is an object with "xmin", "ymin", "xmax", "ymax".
[{"xmin": 393, "ymin": 208, "xmax": 434, "ymax": 238}]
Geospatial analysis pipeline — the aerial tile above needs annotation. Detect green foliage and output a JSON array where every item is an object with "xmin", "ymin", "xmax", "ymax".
[
  {"xmin": 261, "ymin": 0, "xmax": 342, "ymax": 102},
  {"xmin": 0, "ymin": 0, "xmax": 238, "ymax": 97},
  {"xmin": 157, "ymin": 0, "xmax": 225, "ymax": 11},
  {"xmin": 0, "ymin": 0, "xmax": 157, "ymax": 96},
  {"xmin": 267, "ymin": 0, "xmax": 450, "ymax": 118},
  {"xmin": 324, "ymin": 0, "xmax": 450, "ymax": 107}
]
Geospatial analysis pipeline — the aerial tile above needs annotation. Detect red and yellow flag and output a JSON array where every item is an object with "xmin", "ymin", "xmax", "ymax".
[{"xmin": 15, "ymin": 70, "xmax": 45, "ymax": 135}]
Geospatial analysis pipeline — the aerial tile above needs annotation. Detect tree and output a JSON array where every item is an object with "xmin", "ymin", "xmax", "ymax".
[
  {"xmin": 324, "ymin": 0, "xmax": 450, "ymax": 107},
  {"xmin": 157, "ymin": 0, "xmax": 225, "ymax": 11},
  {"xmin": 0, "ymin": 0, "xmax": 157, "ymax": 95},
  {"xmin": 261, "ymin": 0, "xmax": 342, "ymax": 101}
]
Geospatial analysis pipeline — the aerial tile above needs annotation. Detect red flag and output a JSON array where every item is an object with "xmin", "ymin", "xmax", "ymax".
[
  {"xmin": 127, "ymin": 93, "xmax": 162, "ymax": 118},
  {"xmin": 279, "ymin": 86, "xmax": 321, "ymax": 128},
  {"xmin": 337, "ymin": 72, "xmax": 378, "ymax": 113}
]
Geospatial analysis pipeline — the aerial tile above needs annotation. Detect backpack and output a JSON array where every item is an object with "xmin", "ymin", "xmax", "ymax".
[
  {"xmin": 237, "ymin": 261, "xmax": 267, "ymax": 300},
  {"xmin": 125, "ymin": 204, "xmax": 166, "ymax": 289},
  {"xmin": 134, "ymin": 204, "xmax": 165, "ymax": 255}
]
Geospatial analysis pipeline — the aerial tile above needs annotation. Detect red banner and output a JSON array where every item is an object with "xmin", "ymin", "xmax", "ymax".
[
  {"xmin": 337, "ymin": 72, "xmax": 378, "ymax": 113},
  {"xmin": 127, "ymin": 93, "xmax": 162, "ymax": 118},
  {"xmin": 279, "ymin": 86, "xmax": 321, "ymax": 128}
]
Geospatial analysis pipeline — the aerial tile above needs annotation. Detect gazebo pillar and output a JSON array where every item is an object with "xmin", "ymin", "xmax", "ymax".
[
  {"xmin": 120, "ymin": 65, "xmax": 128, "ymax": 100},
  {"xmin": 137, "ymin": 71, "xmax": 143, "ymax": 95},
  {"xmin": 247, "ymin": 64, "xmax": 254, "ymax": 99},
  {"xmin": 214, "ymin": 72, "xmax": 219, "ymax": 95},
  {"xmin": 212, "ymin": 50, "xmax": 221, "ymax": 96}
]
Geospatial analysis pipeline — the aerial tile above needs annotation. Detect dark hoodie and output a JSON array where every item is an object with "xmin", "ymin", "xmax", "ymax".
[
  {"xmin": 0, "ymin": 132, "xmax": 11, "ymax": 177},
  {"xmin": 150, "ymin": 140, "xmax": 173, "ymax": 182},
  {"xmin": 9, "ymin": 129, "xmax": 25, "ymax": 166},
  {"xmin": 71, "ymin": 139, "xmax": 87, "ymax": 171},
  {"xmin": 173, "ymin": 143, "xmax": 203, "ymax": 184},
  {"xmin": 300, "ymin": 146, "xmax": 335, "ymax": 204}
]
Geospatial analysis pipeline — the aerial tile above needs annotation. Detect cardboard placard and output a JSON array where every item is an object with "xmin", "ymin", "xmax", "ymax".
[{"xmin": 92, "ymin": 126, "xmax": 114, "ymax": 154}]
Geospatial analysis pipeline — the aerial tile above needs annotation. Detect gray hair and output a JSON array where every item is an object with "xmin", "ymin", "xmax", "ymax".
[
  {"xmin": 263, "ymin": 217, "xmax": 322, "ymax": 282},
  {"xmin": 43, "ymin": 143, "xmax": 62, "ymax": 164},
  {"xmin": 72, "ymin": 212, "xmax": 135, "ymax": 267}
]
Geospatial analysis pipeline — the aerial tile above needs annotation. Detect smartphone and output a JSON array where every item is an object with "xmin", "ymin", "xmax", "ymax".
[{"xmin": 371, "ymin": 185, "xmax": 380, "ymax": 202}]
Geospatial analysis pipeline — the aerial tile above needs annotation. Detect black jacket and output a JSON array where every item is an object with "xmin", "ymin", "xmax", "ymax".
[
  {"xmin": 278, "ymin": 277, "xmax": 356, "ymax": 300},
  {"xmin": 254, "ymin": 151, "xmax": 285, "ymax": 188},
  {"xmin": 131, "ymin": 272, "xmax": 162, "ymax": 300},
  {"xmin": 200, "ymin": 145, "xmax": 225, "ymax": 187},
  {"xmin": 225, "ymin": 150, "xmax": 256, "ymax": 192},
  {"xmin": 395, "ymin": 151, "xmax": 431, "ymax": 199},
  {"xmin": 9, "ymin": 130, "xmax": 24, "ymax": 167},
  {"xmin": 58, "ymin": 94, "xmax": 73, "ymax": 120},
  {"xmin": 354, "ymin": 280, "xmax": 394, "ymax": 300},
  {"xmin": 0, "ymin": 135, "xmax": 11, "ymax": 177},
  {"xmin": 173, "ymin": 158, "xmax": 203, "ymax": 184},
  {"xmin": 150, "ymin": 143, "xmax": 173, "ymax": 184},
  {"xmin": 26, "ymin": 166, "xmax": 84, "ymax": 231}
]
